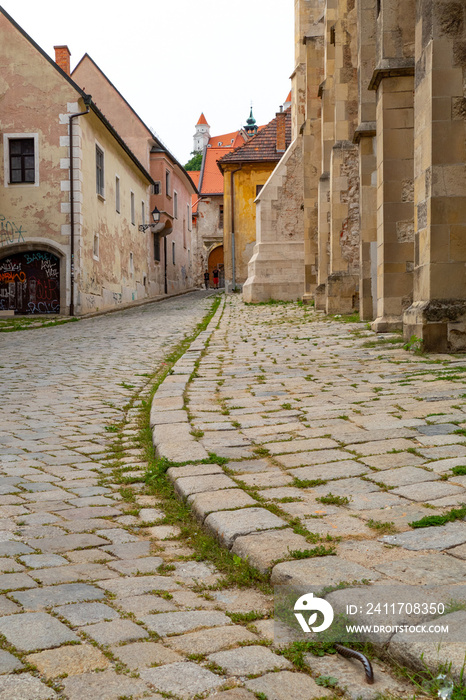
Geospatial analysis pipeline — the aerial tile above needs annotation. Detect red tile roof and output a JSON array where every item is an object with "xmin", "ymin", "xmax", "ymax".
[
  {"xmin": 218, "ymin": 109, "xmax": 292, "ymax": 167},
  {"xmin": 200, "ymin": 147, "xmax": 235, "ymax": 194},
  {"xmin": 197, "ymin": 113, "xmax": 209, "ymax": 126},
  {"xmin": 209, "ymin": 131, "xmax": 243, "ymax": 148}
]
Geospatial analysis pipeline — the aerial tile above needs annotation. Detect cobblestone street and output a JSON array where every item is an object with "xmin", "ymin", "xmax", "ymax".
[{"xmin": 1, "ymin": 293, "xmax": 466, "ymax": 699}]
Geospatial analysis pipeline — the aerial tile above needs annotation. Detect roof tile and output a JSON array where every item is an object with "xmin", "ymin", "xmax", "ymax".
[{"xmin": 218, "ymin": 110, "xmax": 291, "ymax": 167}]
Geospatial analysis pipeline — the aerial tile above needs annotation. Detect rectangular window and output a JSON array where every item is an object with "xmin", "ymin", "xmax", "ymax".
[
  {"xmin": 115, "ymin": 176, "xmax": 120, "ymax": 213},
  {"xmin": 130, "ymin": 192, "xmax": 135, "ymax": 225},
  {"xmin": 152, "ymin": 181, "xmax": 161, "ymax": 195},
  {"xmin": 9, "ymin": 138, "xmax": 35, "ymax": 183},
  {"xmin": 154, "ymin": 234, "xmax": 160, "ymax": 262},
  {"xmin": 93, "ymin": 233, "xmax": 99, "ymax": 260},
  {"xmin": 183, "ymin": 217, "xmax": 186, "ymax": 249},
  {"xmin": 4, "ymin": 134, "xmax": 39, "ymax": 186},
  {"xmin": 96, "ymin": 145, "xmax": 104, "ymax": 196},
  {"xmin": 187, "ymin": 204, "xmax": 192, "ymax": 231},
  {"xmin": 219, "ymin": 204, "xmax": 224, "ymax": 229},
  {"xmin": 174, "ymin": 191, "xmax": 178, "ymax": 218},
  {"xmin": 172, "ymin": 241, "xmax": 175, "ymax": 265},
  {"xmin": 165, "ymin": 170, "xmax": 171, "ymax": 197}
]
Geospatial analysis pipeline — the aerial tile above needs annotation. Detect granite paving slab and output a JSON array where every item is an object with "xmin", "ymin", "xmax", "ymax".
[
  {"xmin": 26, "ymin": 645, "xmax": 111, "ymax": 678},
  {"xmin": 245, "ymin": 670, "xmax": 333, "ymax": 700},
  {"xmin": 96, "ymin": 575, "xmax": 181, "ymax": 596},
  {"xmin": 391, "ymin": 481, "xmax": 465, "ymax": 501},
  {"xmin": 208, "ymin": 645, "xmax": 292, "ymax": 675},
  {"xmin": 0, "ymin": 573, "xmax": 37, "ymax": 590},
  {"xmin": 305, "ymin": 653, "xmax": 408, "ymax": 700},
  {"xmin": 140, "ymin": 662, "xmax": 224, "ymax": 700},
  {"xmin": 165, "ymin": 624, "xmax": 258, "ymax": 655},
  {"xmin": 61, "ymin": 669, "xmax": 150, "ymax": 700},
  {"xmin": 374, "ymin": 553, "xmax": 466, "ymax": 585},
  {"xmin": 84, "ymin": 618, "xmax": 149, "ymax": 645},
  {"xmin": 25, "ymin": 533, "xmax": 109, "ymax": 553},
  {"xmin": 231, "ymin": 528, "xmax": 310, "ymax": 572},
  {"xmin": 0, "ymin": 649, "xmax": 23, "ymax": 674},
  {"xmin": 102, "ymin": 540, "xmax": 151, "ymax": 558},
  {"xmin": 204, "ymin": 507, "xmax": 287, "ymax": 548},
  {"xmin": 174, "ymin": 473, "xmax": 237, "ymax": 498},
  {"xmin": 188, "ymin": 488, "xmax": 258, "ymax": 520},
  {"xmin": 110, "ymin": 641, "xmax": 182, "ymax": 669},
  {"xmin": 11, "ymin": 583, "xmax": 105, "ymax": 610},
  {"xmin": 141, "ymin": 610, "xmax": 231, "ymax": 636},
  {"xmin": 388, "ymin": 610, "xmax": 466, "ymax": 680},
  {"xmin": 0, "ymin": 674, "xmax": 57, "ymax": 699},
  {"xmin": 271, "ymin": 557, "xmax": 382, "ymax": 590},
  {"xmin": 108, "ymin": 555, "xmax": 163, "ymax": 575},
  {"xmin": 289, "ymin": 460, "xmax": 369, "ymax": 481},
  {"xmin": 0, "ymin": 612, "xmax": 79, "ymax": 651},
  {"xmin": 381, "ymin": 521, "xmax": 466, "ymax": 550},
  {"xmin": 54, "ymin": 602, "xmax": 120, "ymax": 626}
]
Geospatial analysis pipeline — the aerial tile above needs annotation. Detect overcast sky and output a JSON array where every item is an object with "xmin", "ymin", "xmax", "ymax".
[{"xmin": 2, "ymin": 0, "xmax": 294, "ymax": 165}]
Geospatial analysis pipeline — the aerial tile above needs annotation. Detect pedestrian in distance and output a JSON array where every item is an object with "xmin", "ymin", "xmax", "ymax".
[
  {"xmin": 213, "ymin": 268, "xmax": 219, "ymax": 289},
  {"xmin": 204, "ymin": 270, "xmax": 210, "ymax": 289}
]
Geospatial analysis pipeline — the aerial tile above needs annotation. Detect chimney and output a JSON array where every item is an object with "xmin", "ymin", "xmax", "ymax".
[
  {"xmin": 54, "ymin": 45, "xmax": 71, "ymax": 76},
  {"xmin": 276, "ymin": 107, "xmax": 286, "ymax": 153}
]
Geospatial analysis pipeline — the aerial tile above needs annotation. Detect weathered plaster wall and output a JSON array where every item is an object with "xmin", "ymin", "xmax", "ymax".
[
  {"xmin": 0, "ymin": 14, "xmax": 80, "ymax": 312},
  {"xmin": 78, "ymin": 111, "xmax": 151, "ymax": 313},
  {"xmin": 223, "ymin": 163, "xmax": 275, "ymax": 290},
  {"xmin": 193, "ymin": 196, "xmax": 223, "ymax": 287},
  {"xmin": 243, "ymin": 138, "xmax": 305, "ymax": 302}
]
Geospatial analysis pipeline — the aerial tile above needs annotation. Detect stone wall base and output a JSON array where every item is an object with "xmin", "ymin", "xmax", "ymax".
[
  {"xmin": 326, "ymin": 273, "xmax": 359, "ymax": 315},
  {"xmin": 315, "ymin": 283, "xmax": 326, "ymax": 310},
  {"xmin": 242, "ymin": 241, "xmax": 304, "ymax": 303},
  {"xmin": 372, "ymin": 317, "xmax": 403, "ymax": 333},
  {"xmin": 403, "ymin": 300, "xmax": 466, "ymax": 353}
]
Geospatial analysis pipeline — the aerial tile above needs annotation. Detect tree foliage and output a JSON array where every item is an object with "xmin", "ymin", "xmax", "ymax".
[{"xmin": 184, "ymin": 151, "xmax": 203, "ymax": 171}]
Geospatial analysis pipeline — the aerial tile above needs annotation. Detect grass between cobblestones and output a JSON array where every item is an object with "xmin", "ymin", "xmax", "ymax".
[
  {"xmin": 106, "ymin": 294, "xmax": 273, "ymax": 595},
  {"xmin": 101, "ymin": 294, "xmax": 466, "ymax": 699},
  {"xmin": 0, "ymin": 316, "xmax": 79, "ymax": 332}
]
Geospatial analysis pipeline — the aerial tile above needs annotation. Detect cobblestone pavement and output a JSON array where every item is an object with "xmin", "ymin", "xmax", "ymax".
[
  {"xmin": 0, "ymin": 292, "xmax": 462, "ymax": 699},
  {"xmin": 152, "ymin": 296, "xmax": 466, "ymax": 696}
]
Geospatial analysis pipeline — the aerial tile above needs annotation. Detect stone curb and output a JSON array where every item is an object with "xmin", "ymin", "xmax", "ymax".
[
  {"xmin": 150, "ymin": 298, "xmax": 466, "ymax": 683},
  {"xmin": 151, "ymin": 298, "xmax": 225, "ymax": 466}
]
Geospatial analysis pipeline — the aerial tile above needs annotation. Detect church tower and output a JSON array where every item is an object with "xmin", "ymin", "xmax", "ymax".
[
  {"xmin": 244, "ymin": 106, "xmax": 258, "ymax": 136},
  {"xmin": 193, "ymin": 113, "xmax": 211, "ymax": 152}
]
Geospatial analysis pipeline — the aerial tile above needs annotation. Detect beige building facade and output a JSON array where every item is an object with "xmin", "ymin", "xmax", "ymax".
[
  {"xmin": 294, "ymin": 0, "xmax": 466, "ymax": 351},
  {"xmin": 0, "ymin": 8, "xmax": 196, "ymax": 317},
  {"xmin": 72, "ymin": 55, "xmax": 197, "ymax": 298}
]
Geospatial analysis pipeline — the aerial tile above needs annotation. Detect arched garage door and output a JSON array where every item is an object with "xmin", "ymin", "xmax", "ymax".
[
  {"xmin": 208, "ymin": 246, "xmax": 224, "ymax": 288},
  {"xmin": 0, "ymin": 251, "xmax": 60, "ymax": 314}
]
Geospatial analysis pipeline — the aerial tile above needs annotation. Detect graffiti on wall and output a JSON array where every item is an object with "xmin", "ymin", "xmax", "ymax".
[
  {"xmin": 0, "ymin": 251, "xmax": 60, "ymax": 314},
  {"xmin": 0, "ymin": 215, "xmax": 26, "ymax": 247}
]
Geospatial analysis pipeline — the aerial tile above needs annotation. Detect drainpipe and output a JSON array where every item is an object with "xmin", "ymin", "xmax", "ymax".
[
  {"xmin": 230, "ymin": 165, "xmax": 242, "ymax": 290},
  {"xmin": 164, "ymin": 236, "xmax": 168, "ymax": 295},
  {"xmin": 69, "ymin": 95, "xmax": 91, "ymax": 316}
]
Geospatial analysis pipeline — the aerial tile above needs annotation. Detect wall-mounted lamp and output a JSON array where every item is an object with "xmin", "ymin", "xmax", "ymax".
[{"xmin": 139, "ymin": 206, "xmax": 161, "ymax": 231}]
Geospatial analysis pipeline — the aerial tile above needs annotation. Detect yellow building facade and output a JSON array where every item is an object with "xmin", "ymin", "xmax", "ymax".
[{"xmin": 219, "ymin": 112, "xmax": 292, "ymax": 292}]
